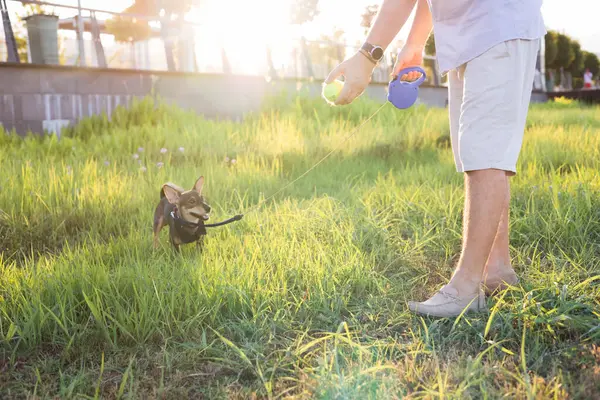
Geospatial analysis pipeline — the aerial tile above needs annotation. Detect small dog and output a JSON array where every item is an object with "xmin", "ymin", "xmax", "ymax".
[{"xmin": 153, "ymin": 176, "xmax": 211, "ymax": 252}]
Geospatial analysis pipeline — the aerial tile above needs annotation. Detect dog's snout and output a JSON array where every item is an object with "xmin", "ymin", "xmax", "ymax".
[{"xmin": 204, "ymin": 204, "xmax": 211, "ymax": 214}]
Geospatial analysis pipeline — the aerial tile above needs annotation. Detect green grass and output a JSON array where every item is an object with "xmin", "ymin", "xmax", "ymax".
[{"xmin": 1, "ymin": 95, "xmax": 600, "ymax": 399}]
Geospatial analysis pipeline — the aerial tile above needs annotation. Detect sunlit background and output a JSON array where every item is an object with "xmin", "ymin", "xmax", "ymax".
[{"xmin": 2, "ymin": 0, "xmax": 600, "ymax": 76}]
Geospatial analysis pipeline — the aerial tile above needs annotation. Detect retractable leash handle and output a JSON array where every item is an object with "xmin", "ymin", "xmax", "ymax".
[{"xmin": 388, "ymin": 66, "xmax": 427, "ymax": 109}]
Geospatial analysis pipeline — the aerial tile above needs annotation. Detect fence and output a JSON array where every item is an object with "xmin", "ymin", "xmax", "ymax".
[
  {"xmin": 1, "ymin": 0, "xmax": 555, "ymax": 92},
  {"xmin": 0, "ymin": 0, "xmax": 445, "ymax": 86}
]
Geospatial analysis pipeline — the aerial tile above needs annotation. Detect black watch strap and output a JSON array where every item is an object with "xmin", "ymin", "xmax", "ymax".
[{"xmin": 361, "ymin": 42, "xmax": 384, "ymax": 63}]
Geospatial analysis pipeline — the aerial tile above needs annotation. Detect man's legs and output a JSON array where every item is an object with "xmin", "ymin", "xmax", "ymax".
[
  {"xmin": 407, "ymin": 169, "xmax": 513, "ymax": 316},
  {"xmin": 487, "ymin": 183, "xmax": 510, "ymax": 270},
  {"xmin": 483, "ymin": 180, "xmax": 518, "ymax": 291},
  {"xmin": 448, "ymin": 172, "xmax": 516, "ymax": 296},
  {"xmin": 445, "ymin": 169, "xmax": 508, "ymax": 295},
  {"xmin": 409, "ymin": 39, "xmax": 539, "ymax": 316},
  {"xmin": 435, "ymin": 60, "xmax": 515, "ymax": 297}
]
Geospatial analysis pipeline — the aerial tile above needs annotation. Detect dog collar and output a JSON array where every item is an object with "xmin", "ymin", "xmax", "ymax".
[{"xmin": 170, "ymin": 206, "xmax": 207, "ymax": 243}]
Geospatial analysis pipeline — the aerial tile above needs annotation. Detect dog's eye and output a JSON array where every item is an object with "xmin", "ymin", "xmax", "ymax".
[{"xmin": 188, "ymin": 198, "xmax": 196, "ymax": 205}]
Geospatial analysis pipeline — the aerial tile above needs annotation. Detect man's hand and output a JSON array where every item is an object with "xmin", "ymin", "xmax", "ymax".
[
  {"xmin": 392, "ymin": 44, "xmax": 424, "ymax": 81},
  {"xmin": 392, "ymin": 0, "xmax": 432, "ymax": 82},
  {"xmin": 324, "ymin": 52, "xmax": 376, "ymax": 105},
  {"xmin": 323, "ymin": 0, "xmax": 431, "ymax": 105}
]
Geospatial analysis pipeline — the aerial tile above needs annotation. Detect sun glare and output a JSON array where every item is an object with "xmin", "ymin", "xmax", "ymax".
[{"xmin": 188, "ymin": 0, "xmax": 295, "ymax": 75}]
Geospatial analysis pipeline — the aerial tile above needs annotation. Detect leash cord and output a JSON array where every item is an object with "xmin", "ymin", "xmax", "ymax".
[
  {"xmin": 203, "ymin": 214, "xmax": 243, "ymax": 227},
  {"xmin": 242, "ymin": 102, "xmax": 389, "ymax": 215},
  {"xmin": 206, "ymin": 102, "xmax": 389, "ymax": 227}
]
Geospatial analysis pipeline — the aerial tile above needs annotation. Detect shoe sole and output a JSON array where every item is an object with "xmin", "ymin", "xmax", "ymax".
[
  {"xmin": 410, "ymin": 307, "xmax": 486, "ymax": 318},
  {"xmin": 408, "ymin": 295, "xmax": 488, "ymax": 318}
]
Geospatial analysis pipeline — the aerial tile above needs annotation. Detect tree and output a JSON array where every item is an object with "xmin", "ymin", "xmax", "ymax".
[
  {"xmin": 425, "ymin": 33, "xmax": 436, "ymax": 56},
  {"xmin": 422, "ymin": 32, "xmax": 446, "ymax": 85},
  {"xmin": 568, "ymin": 39, "xmax": 584, "ymax": 75},
  {"xmin": 21, "ymin": 4, "xmax": 55, "ymax": 16},
  {"xmin": 583, "ymin": 51, "xmax": 600, "ymax": 76},
  {"xmin": 307, "ymin": 29, "xmax": 345, "ymax": 71},
  {"xmin": 360, "ymin": 4, "xmax": 378, "ymax": 34},
  {"xmin": 110, "ymin": 0, "xmax": 202, "ymax": 71},
  {"xmin": 106, "ymin": 4, "xmax": 152, "ymax": 44},
  {"xmin": 15, "ymin": 34, "xmax": 28, "ymax": 62},
  {"xmin": 554, "ymin": 33, "xmax": 575, "ymax": 70},
  {"xmin": 126, "ymin": 0, "xmax": 197, "ymax": 18},
  {"xmin": 290, "ymin": 0, "xmax": 319, "ymax": 25},
  {"xmin": 544, "ymin": 30, "xmax": 558, "ymax": 69}
]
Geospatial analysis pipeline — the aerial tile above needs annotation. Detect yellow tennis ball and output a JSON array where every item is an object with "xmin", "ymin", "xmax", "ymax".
[{"xmin": 322, "ymin": 80, "xmax": 344, "ymax": 104}]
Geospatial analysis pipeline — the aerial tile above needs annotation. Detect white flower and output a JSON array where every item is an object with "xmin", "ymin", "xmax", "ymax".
[
  {"xmin": 160, "ymin": 148, "xmax": 168, "ymax": 154},
  {"xmin": 140, "ymin": 166, "xmax": 147, "ymax": 172},
  {"xmin": 178, "ymin": 147, "xmax": 185, "ymax": 153},
  {"xmin": 132, "ymin": 153, "xmax": 140, "ymax": 160},
  {"xmin": 156, "ymin": 162, "xmax": 164, "ymax": 168},
  {"xmin": 137, "ymin": 147, "xmax": 144, "ymax": 152},
  {"xmin": 225, "ymin": 156, "xmax": 230, "ymax": 162},
  {"xmin": 231, "ymin": 159, "xmax": 237, "ymax": 165},
  {"xmin": 104, "ymin": 160, "xmax": 110, "ymax": 166}
]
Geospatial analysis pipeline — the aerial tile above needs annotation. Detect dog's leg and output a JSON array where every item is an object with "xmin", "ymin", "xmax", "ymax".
[
  {"xmin": 153, "ymin": 215, "xmax": 165, "ymax": 249},
  {"xmin": 153, "ymin": 201, "xmax": 167, "ymax": 249},
  {"xmin": 196, "ymin": 236, "xmax": 205, "ymax": 253},
  {"xmin": 171, "ymin": 237, "xmax": 181, "ymax": 254}
]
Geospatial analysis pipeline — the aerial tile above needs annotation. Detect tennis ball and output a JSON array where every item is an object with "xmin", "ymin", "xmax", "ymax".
[{"xmin": 322, "ymin": 80, "xmax": 344, "ymax": 105}]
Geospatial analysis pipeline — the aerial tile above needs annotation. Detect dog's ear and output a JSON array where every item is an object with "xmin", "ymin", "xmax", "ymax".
[
  {"xmin": 193, "ymin": 176, "xmax": 205, "ymax": 194},
  {"xmin": 162, "ymin": 183, "xmax": 182, "ymax": 204}
]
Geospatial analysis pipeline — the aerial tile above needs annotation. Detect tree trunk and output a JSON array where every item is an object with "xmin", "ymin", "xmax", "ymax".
[
  {"xmin": 266, "ymin": 46, "xmax": 277, "ymax": 79},
  {"xmin": 300, "ymin": 37, "xmax": 314, "ymax": 78},
  {"xmin": 160, "ymin": 16, "xmax": 176, "ymax": 71},
  {"xmin": 130, "ymin": 41, "xmax": 136, "ymax": 69}
]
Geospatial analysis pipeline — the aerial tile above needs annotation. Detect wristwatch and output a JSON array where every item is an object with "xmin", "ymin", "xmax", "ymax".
[{"xmin": 360, "ymin": 42, "xmax": 384, "ymax": 64}]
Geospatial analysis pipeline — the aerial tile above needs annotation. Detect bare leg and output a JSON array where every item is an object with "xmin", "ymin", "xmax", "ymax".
[
  {"xmin": 483, "ymin": 181, "xmax": 518, "ymax": 291},
  {"xmin": 408, "ymin": 169, "xmax": 508, "ymax": 317},
  {"xmin": 486, "ymin": 190, "xmax": 511, "ymax": 269},
  {"xmin": 447, "ymin": 169, "xmax": 508, "ymax": 295}
]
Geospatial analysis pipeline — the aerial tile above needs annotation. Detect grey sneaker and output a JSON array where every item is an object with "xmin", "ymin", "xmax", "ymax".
[{"xmin": 408, "ymin": 285, "xmax": 487, "ymax": 318}]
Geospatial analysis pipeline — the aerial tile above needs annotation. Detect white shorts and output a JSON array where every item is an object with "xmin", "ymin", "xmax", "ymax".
[{"xmin": 448, "ymin": 39, "xmax": 540, "ymax": 175}]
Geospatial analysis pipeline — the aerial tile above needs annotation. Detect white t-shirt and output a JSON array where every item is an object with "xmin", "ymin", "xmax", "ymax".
[
  {"xmin": 584, "ymin": 71, "xmax": 593, "ymax": 84},
  {"xmin": 428, "ymin": 0, "xmax": 547, "ymax": 75}
]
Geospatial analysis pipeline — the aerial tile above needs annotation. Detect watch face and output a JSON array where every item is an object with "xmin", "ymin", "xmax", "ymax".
[{"xmin": 371, "ymin": 46, "xmax": 384, "ymax": 61}]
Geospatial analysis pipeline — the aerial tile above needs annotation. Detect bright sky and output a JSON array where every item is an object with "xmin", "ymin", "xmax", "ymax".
[
  {"xmin": 8, "ymin": 0, "xmax": 599, "ymax": 50},
  {"xmin": 6, "ymin": 0, "xmax": 600, "ymax": 72},
  {"xmin": 312, "ymin": 0, "xmax": 600, "ymax": 53}
]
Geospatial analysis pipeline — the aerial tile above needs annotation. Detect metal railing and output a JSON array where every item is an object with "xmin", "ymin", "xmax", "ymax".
[{"xmin": 0, "ymin": 0, "xmax": 446, "ymax": 85}]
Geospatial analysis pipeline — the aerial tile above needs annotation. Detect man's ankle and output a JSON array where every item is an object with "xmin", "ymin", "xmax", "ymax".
[
  {"xmin": 447, "ymin": 272, "xmax": 482, "ymax": 296},
  {"xmin": 484, "ymin": 263, "xmax": 515, "ymax": 278}
]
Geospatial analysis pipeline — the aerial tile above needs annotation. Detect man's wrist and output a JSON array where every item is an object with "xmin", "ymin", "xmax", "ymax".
[
  {"xmin": 404, "ymin": 42, "xmax": 425, "ymax": 50},
  {"xmin": 360, "ymin": 42, "xmax": 385, "ymax": 64},
  {"xmin": 359, "ymin": 49, "xmax": 378, "ymax": 65}
]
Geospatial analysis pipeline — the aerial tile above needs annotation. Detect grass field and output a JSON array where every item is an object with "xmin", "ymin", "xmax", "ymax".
[{"xmin": 1, "ymin": 94, "xmax": 600, "ymax": 399}]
